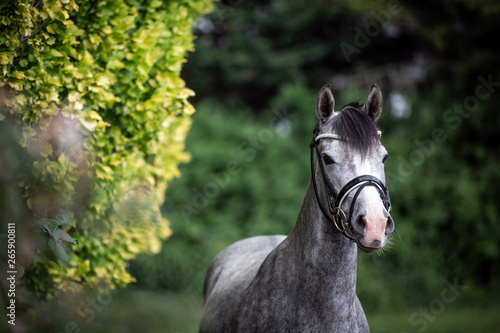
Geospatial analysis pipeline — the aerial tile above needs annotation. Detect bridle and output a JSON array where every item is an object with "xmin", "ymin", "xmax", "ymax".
[{"xmin": 310, "ymin": 122, "xmax": 392, "ymax": 242}]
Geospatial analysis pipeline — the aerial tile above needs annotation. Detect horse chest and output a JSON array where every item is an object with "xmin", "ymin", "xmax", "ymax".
[{"xmin": 233, "ymin": 252, "xmax": 367, "ymax": 332}]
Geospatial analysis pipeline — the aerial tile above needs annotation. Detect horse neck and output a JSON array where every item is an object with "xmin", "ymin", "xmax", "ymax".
[{"xmin": 287, "ymin": 179, "xmax": 359, "ymax": 294}]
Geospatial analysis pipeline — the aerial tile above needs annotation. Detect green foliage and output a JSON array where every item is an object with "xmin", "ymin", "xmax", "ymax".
[{"xmin": 0, "ymin": 0, "xmax": 212, "ymax": 299}]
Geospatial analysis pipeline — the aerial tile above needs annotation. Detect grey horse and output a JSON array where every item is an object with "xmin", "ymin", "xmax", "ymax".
[{"xmin": 199, "ymin": 84, "xmax": 395, "ymax": 332}]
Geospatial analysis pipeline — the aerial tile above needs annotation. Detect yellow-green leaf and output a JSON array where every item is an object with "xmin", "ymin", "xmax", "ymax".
[{"xmin": 50, "ymin": 49, "xmax": 64, "ymax": 57}]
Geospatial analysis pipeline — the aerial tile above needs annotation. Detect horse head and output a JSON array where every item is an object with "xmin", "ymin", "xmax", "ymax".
[{"xmin": 311, "ymin": 84, "xmax": 395, "ymax": 253}]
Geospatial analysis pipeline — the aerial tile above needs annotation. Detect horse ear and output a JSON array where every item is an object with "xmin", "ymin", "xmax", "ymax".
[
  {"xmin": 363, "ymin": 84, "xmax": 383, "ymax": 122},
  {"xmin": 316, "ymin": 84, "xmax": 335, "ymax": 123}
]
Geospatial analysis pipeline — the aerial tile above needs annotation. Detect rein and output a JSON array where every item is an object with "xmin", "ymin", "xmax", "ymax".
[{"xmin": 309, "ymin": 123, "xmax": 392, "ymax": 242}]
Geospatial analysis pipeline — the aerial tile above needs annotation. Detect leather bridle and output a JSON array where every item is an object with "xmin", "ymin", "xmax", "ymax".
[{"xmin": 310, "ymin": 122, "xmax": 392, "ymax": 242}]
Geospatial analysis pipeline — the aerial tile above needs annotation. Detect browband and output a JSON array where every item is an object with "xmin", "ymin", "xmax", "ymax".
[{"xmin": 314, "ymin": 131, "xmax": 382, "ymax": 143}]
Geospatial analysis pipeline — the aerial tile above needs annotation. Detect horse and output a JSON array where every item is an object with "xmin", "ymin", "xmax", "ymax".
[{"xmin": 199, "ymin": 84, "xmax": 395, "ymax": 332}]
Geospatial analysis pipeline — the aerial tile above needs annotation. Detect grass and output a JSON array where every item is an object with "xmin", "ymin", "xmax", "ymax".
[
  {"xmin": 368, "ymin": 305, "xmax": 500, "ymax": 333},
  {"xmin": 87, "ymin": 289, "xmax": 205, "ymax": 333},
  {"xmin": 80, "ymin": 288, "xmax": 500, "ymax": 333},
  {"xmin": 2, "ymin": 287, "xmax": 499, "ymax": 333}
]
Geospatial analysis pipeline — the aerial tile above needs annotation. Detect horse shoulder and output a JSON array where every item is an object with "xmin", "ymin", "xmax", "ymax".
[{"xmin": 234, "ymin": 239, "xmax": 301, "ymax": 331}]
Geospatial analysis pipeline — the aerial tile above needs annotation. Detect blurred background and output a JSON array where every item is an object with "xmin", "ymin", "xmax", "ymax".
[
  {"xmin": 4, "ymin": 0, "xmax": 500, "ymax": 332},
  {"xmin": 125, "ymin": 1, "xmax": 500, "ymax": 332}
]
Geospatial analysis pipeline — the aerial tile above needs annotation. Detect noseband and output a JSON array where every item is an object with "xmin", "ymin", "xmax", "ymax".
[{"xmin": 310, "ymin": 123, "xmax": 392, "ymax": 242}]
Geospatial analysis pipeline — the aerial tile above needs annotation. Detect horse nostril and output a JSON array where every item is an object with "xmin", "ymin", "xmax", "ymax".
[
  {"xmin": 385, "ymin": 216, "xmax": 395, "ymax": 235},
  {"xmin": 352, "ymin": 215, "xmax": 366, "ymax": 234}
]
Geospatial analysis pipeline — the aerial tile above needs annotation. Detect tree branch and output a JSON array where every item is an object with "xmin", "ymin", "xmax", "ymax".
[
  {"xmin": 13, "ymin": 21, "xmax": 44, "ymax": 54},
  {"xmin": 13, "ymin": 0, "xmax": 46, "ymax": 55},
  {"xmin": 86, "ymin": 0, "xmax": 99, "ymax": 15},
  {"xmin": 31, "ymin": 0, "xmax": 43, "ymax": 9}
]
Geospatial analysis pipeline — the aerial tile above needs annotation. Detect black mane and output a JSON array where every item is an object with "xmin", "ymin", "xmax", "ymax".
[{"xmin": 326, "ymin": 102, "xmax": 380, "ymax": 157}]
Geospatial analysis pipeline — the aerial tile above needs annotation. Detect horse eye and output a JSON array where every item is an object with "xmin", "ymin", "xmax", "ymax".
[
  {"xmin": 322, "ymin": 154, "xmax": 335, "ymax": 165},
  {"xmin": 382, "ymin": 154, "xmax": 389, "ymax": 164}
]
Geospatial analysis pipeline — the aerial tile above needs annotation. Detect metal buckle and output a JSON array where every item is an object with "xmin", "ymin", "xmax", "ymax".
[{"xmin": 332, "ymin": 207, "xmax": 347, "ymax": 233}]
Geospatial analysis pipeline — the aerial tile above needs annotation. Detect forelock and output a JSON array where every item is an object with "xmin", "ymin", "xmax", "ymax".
[{"xmin": 323, "ymin": 103, "xmax": 380, "ymax": 158}]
